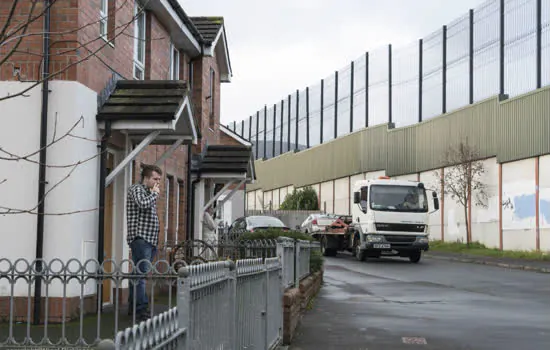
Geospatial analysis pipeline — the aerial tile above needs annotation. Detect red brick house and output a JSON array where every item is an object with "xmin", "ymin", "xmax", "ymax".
[{"xmin": 0, "ymin": 0, "xmax": 254, "ymax": 320}]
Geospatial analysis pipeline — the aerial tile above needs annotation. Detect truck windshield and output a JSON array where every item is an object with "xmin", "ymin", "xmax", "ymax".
[{"xmin": 368, "ymin": 185, "xmax": 428, "ymax": 213}]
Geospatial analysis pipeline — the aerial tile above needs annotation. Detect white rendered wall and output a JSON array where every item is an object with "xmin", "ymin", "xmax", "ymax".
[
  {"xmin": 502, "ymin": 158, "xmax": 537, "ymax": 250},
  {"xmin": 0, "ymin": 81, "xmax": 102, "ymax": 298},
  {"xmin": 247, "ymin": 191, "xmax": 255, "ymax": 211},
  {"xmin": 442, "ymin": 164, "xmax": 468, "ymax": 243},
  {"xmin": 333, "ymin": 177, "xmax": 349, "ymax": 215},
  {"xmin": 320, "ymin": 180, "xmax": 334, "ymax": 213},
  {"xmin": 419, "ymin": 170, "xmax": 442, "ymax": 240},
  {"xmin": 272, "ymin": 188, "xmax": 280, "ymax": 209},
  {"xmin": 0, "ymin": 82, "xmax": 42, "ymax": 263},
  {"xmin": 470, "ymin": 158, "xmax": 499, "ymax": 249},
  {"xmin": 539, "ymin": 155, "xmax": 550, "ymax": 250},
  {"xmin": 247, "ymin": 154, "xmax": 550, "ymax": 252}
]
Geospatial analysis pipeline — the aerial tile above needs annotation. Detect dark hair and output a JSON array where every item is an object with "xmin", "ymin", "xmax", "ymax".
[{"xmin": 141, "ymin": 164, "xmax": 163, "ymax": 178}]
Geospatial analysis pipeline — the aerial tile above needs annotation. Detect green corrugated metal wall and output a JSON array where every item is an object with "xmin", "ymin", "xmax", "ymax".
[{"xmin": 248, "ymin": 87, "xmax": 550, "ymax": 192}]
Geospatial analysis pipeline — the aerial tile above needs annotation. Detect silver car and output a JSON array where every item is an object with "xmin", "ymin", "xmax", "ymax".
[{"xmin": 299, "ymin": 213, "xmax": 338, "ymax": 234}]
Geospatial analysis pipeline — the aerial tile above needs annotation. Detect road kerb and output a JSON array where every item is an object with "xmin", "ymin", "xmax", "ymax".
[{"xmin": 424, "ymin": 253, "xmax": 550, "ymax": 274}]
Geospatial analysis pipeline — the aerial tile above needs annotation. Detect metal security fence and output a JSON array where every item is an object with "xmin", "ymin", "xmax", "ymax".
[
  {"xmin": 276, "ymin": 237, "xmax": 320, "ymax": 288},
  {"xmin": 276, "ymin": 237, "xmax": 296, "ymax": 288},
  {"xmin": 0, "ymin": 237, "xmax": 317, "ymax": 349},
  {"xmin": 103, "ymin": 258, "xmax": 283, "ymax": 350},
  {"xmin": 230, "ymin": 0, "xmax": 550, "ymax": 159},
  {"xmin": 296, "ymin": 240, "xmax": 320, "ymax": 282},
  {"xmin": 0, "ymin": 256, "xmax": 186, "ymax": 349}
]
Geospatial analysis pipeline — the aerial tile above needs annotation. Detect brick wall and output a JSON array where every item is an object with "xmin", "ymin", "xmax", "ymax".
[
  {"xmin": 190, "ymin": 56, "xmax": 222, "ymax": 153},
  {"xmin": 145, "ymin": 12, "xmax": 171, "ymax": 80},
  {"xmin": 220, "ymin": 131, "xmax": 242, "ymax": 146},
  {"xmin": 2, "ymin": 0, "xmax": 225, "ymax": 246},
  {"xmin": 283, "ymin": 269, "xmax": 324, "ymax": 345},
  {"xmin": 77, "ymin": 0, "xmax": 135, "ymax": 93},
  {"xmin": 0, "ymin": 0, "xmax": 79, "ymax": 81}
]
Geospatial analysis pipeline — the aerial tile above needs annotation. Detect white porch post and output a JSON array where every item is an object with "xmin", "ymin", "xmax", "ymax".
[
  {"xmin": 105, "ymin": 130, "xmax": 160, "ymax": 187},
  {"xmin": 122, "ymin": 134, "xmax": 132, "ymax": 263},
  {"xmin": 194, "ymin": 179, "xmax": 205, "ymax": 241}
]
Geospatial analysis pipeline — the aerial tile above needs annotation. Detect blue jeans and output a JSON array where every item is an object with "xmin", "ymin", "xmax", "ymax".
[{"xmin": 128, "ymin": 238, "xmax": 157, "ymax": 314}]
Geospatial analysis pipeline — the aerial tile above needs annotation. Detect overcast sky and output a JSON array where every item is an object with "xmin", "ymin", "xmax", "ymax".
[{"xmin": 182, "ymin": 0, "xmax": 488, "ymax": 124}]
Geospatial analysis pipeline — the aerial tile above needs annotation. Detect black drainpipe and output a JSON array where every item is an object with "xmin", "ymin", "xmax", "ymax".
[
  {"xmin": 186, "ymin": 143, "xmax": 194, "ymax": 240},
  {"xmin": 96, "ymin": 120, "xmax": 111, "ymax": 313},
  {"xmin": 33, "ymin": 0, "xmax": 51, "ymax": 325}
]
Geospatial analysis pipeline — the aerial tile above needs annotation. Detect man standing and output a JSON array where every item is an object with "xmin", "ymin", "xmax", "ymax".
[{"xmin": 126, "ymin": 164, "xmax": 162, "ymax": 321}]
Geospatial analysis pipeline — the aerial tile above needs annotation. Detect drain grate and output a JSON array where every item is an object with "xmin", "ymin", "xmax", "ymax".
[{"xmin": 402, "ymin": 337, "xmax": 428, "ymax": 344}]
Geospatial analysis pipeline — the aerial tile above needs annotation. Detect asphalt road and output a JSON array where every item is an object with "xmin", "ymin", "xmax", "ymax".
[{"xmin": 289, "ymin": 253, "xmax": 550, "ymax": 350}]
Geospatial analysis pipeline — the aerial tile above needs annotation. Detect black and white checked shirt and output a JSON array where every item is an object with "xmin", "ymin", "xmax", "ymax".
[{"xmin": 126, "ymin": 183, "xmax": 160, "ymax": 247}]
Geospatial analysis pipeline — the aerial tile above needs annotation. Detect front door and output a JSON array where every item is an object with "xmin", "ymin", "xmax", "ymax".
[{"xmin": 102, "ymin": 152, "xmax": 115, "ymax": 304}]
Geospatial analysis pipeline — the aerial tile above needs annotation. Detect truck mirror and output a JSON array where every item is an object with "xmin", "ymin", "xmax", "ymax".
[
  {"xmin": 433, "ymin": 193, "xmax": 440, "ymax": 210},
  {"xmin": 353, "ymin": 192, "xmax": 360, "ymax": 204}
]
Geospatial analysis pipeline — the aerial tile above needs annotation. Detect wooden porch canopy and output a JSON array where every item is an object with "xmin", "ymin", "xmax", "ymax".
[
  {"xmin": 193, "ymin": 144, "xmax": 256, "ymax": 183},
  {"xmin": 192, "ymin": 144, "xmax": 256, "ymax": 215},
  {"xmin": 96, "ymin": 80, "xmax": 198, "ymax": 187}
]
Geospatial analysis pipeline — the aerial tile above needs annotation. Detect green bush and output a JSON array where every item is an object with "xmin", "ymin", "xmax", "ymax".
[
  {"xmin": 309, "ymin": 250, "xmax": 324, "ymax": 273},
  {"xmin": 279, "ymin": 186, "xmax": 319, "ymax": 210}
]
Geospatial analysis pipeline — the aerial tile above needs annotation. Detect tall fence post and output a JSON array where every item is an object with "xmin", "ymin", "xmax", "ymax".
[
  {"xmin": 178, "ymin": 267, "xmax": 192, "ymax": 350},
  {"xmin": 228, "ymin": 261, "xmax": 238, "ymax": 350},
  {"xmin": 294, "ymin": 239, "xmax": 300, "ymax": 288},
  {"xmin": 263, "ymin": 260, "xmax": 269, "ymax": 349}
]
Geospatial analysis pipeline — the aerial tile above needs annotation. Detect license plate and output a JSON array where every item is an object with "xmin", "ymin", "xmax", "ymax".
[{"xmin": 373, "ymin": 243, "xmax": 391, "ymax": 249}]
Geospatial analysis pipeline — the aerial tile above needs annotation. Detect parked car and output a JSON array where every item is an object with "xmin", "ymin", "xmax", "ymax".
[
  {"xmin": 228, "ymin": 215, "xmax": 290, "ymax": 236},
  {"xmin": 299, "ymin": 213, "xmax": 338, "ymax": 234}
]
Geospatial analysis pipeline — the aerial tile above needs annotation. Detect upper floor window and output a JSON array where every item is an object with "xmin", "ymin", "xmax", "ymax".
[
  {"xmin": 209, "ymin": 67, "xmax": 215, "ymax": 128},
  {"xmin": 133, "ymin": 2, "xmax": 146, "ymax": 80},
  {"xmin": 100, "ymin": 0, "xmax": 108, "ymax": 39},
  {"xmin": 170, "ymin": 44, "xmax": 180, "ymax": 80}
]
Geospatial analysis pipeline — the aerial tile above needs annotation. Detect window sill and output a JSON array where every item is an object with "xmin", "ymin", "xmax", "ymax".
[{"xmin": 101, "ymin": 35, "xmax": 115, "ymax": 48}]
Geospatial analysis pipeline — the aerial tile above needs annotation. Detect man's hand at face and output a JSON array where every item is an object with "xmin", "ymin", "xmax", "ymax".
[{"xmin": 152, "ymin": 183, "xmax": 160, "ymax": 194}]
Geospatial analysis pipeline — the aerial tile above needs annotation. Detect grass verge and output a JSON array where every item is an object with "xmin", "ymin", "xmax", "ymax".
[{"xmin": 429, "ymin": 240, "xmax": 550, "ymax": 261}]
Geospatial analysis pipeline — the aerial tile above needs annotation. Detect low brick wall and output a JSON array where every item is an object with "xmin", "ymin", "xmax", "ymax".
[{"xmin": 282, "ymin": 268, "xmax": 324, "ymax": 345}]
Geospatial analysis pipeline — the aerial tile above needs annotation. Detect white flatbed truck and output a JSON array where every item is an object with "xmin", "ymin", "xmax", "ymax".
[{"xmin": 312, "ymin": 176, "xmax": 440, "ymax": 263}]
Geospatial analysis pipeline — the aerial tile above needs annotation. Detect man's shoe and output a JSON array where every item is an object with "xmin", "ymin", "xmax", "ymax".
[{"xmin": 137, "ymin": 312, "xmax": 150, "ymax": 322}]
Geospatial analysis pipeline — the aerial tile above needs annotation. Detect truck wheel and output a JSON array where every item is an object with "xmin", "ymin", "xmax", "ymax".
[
  {"xmin": 320, "ymin": 236, "xmax": 330, "ymax": 257},
  {"xmin": 355, "ymin": 247, "xmax": 366, "ymax": 261},
  {"xmin": 352, "ymin": 233, "xmax": 366, "ymax": 261},
  {"xmin": 326, "ymin": 248, "xmax": 337, "ymax": 257},
  {"xmin": 409, "ymin": 251, "xmax": 422, "ymax": 263}
]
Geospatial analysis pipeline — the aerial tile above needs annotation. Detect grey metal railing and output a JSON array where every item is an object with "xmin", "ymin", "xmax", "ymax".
[
  {"xmin": 1, "ymin": 237, "xmax": 316, "ymax": 349},
  {"xmin": 102, "ymin": 258, "xmax": 283, "ymax": 350},
  {"xmin": 276, "ymin": 237, "xmax": 296, "ymax": 288},
  {"xmin": 0, "ymin": 256, "xmax": 184, "ymax": 349},
  {"xmin": 276, "ymin": 237, "xmax": 320, "ymax": 288},
  {"xmin": 296, "ymin": 240, "xmax": 320, "ymax": 282}
]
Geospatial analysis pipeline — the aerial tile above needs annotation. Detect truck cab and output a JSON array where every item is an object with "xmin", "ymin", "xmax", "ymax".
[{"xmin": 350, "ymin": 176, "xmax": 439, "ymax": 263}]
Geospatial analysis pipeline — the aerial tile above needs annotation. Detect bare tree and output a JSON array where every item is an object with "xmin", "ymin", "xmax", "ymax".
[
  {"xmin": 434, "ymin": 140, "xmax": 489, "ymax": 246},
  {"xmin": 0, "ymin": 0, "xmax": 157, "ymax": 215}
]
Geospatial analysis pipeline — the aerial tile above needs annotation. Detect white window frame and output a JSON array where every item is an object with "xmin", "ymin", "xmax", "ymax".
[
  {"xmin": 100, "ymin": 0, "xmax": 108, "ymax": 39},
  {"xmin": 133, "ymin": 2, "xmax": 146, "ymax": 80},
  {"xmin": 164, "ymin": 178, "xmax": 170, "ymax": 245},
  {"xmin": 175, "ymin": 182, "xmax": 180, "ymax": 242},
  {"xmin": 170, "ymin": 44, "xmax": 180, "ymax": 80}
]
